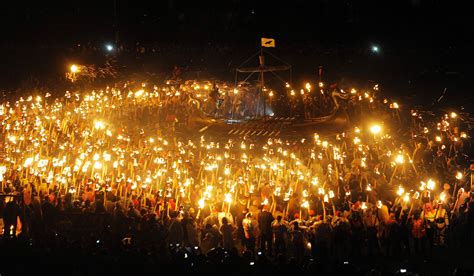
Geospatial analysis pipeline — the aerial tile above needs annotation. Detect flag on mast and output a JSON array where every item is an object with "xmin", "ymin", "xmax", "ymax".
[{"xmin": 261, "ymin": 38, "xmax": 275, "ymax": 48}]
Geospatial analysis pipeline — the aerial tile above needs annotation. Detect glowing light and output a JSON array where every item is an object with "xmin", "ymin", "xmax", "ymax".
[
  {"xmin": 403, "ymin": 193, "xmax": 410, "ymax": 203},
  {"xmin": 395, "ymin": 154, "xmax": 404, "ymax": 164},
  {"xmin": 397, "ymin": 186, "xmax": 404, "ymax": 196},
  {"xmin": 301, "ymin": 200, "xmax": 309, "ymax": 208},
  {"xmin": 439, "ymin": 192, "xmax": 446, "ymax": 202},
  {"xmin": 420, "ymin": 181, "xmax": 426, "ymax": 191},
  {"xmin": 93, "ymin": 153, "xmax": 100, "ymax": 161},
  {"xmin": 427, "ymin": 179, "xmax": 435, "ymax": 190},
  {"xmin": 23, "ymin": 158, "xmax": 34, "ymax": 167},
  {"xmin": 249, "ymin": 185, "xmax": 255, "ymax": 194},
  {"xmin": 105, "ymin": 44, "xmax": 114, "ymax": 51},
  {"xmin": 435, "ymin": 136, "xmax": 442, "ymax": 142},
  {"xmin": 371, "ymin": 45, "xmax": 379, "ymax": 53},
  {"xmin": 450, "ymin": 112, "xmax": 457, "ymax": 119},
  {"xmin": 370, "ymin": 124, "xmax": 381, "ymax": 135},
  {"xmin": 456, "ymin": 171, "xmax": 463, "ymax": 180},
  {"xmin": 224, "ymin": 193, "xmax": 232, "ymax": 203},
  {"xmin": 134, "ymin": 89, "xmax": 144, "ymax": 98},
  {"xmin": 198, "ymin": 198, "xmax": 205, "ymax": 209},
  {"xmin": 94, "ymin": 121, "xmax": 105, "ymax": 130},
  {"xmin": 274, "ymin": 186, "xmax": 281, "ymax": 196},
  {"xmin": 305, "ymin": 83, "xmax": 311, "ymax": 91},
  {"xmin": 70, "ymin": 64, "xmax": 79, "ymax": 73},
  {"xmin": 94, "ymin": 162, "xmax": 102, "ymax": 170},
  {"xmin": 103, "ymin": 152, "xmax": 111, "ymax": 162}
]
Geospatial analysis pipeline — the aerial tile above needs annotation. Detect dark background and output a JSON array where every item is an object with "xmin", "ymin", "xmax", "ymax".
[{"xmin": 0, "ymin": 0, "xmax": 473, "ymax": 110}]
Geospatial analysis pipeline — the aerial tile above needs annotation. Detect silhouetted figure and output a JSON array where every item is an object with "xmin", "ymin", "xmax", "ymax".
[
  {"xmin": 3, "ymin": 196, "xmax": 20, "ymax": 238},
  {"xmin": 42, "ymin": 195, "xmax": 57, "ymax": 234},
  {"xmin": 272, "ymin": 215, "xmax": 287, "ymax": 256},
  {"xmin": 258, "ymin": 205, "xmax": 274, "ymax": 255}
]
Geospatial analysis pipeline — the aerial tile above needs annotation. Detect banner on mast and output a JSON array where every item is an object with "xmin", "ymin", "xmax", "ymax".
[{"xmin": 261, "ymin": 38, "xmax": 275, "ymax": 48}]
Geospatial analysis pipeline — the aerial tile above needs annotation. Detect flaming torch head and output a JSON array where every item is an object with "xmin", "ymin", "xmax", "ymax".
[
  {"xmin": 397, "ymin": 186, "xmax": 404, "ymax": 196},
  {"xmin": 70, "ymin": 64, "xmax": 79, "ymax": 73},
  {"xmin": 198, "ymin": 199, "xmax": 205, "ymax": 209},
  {"xmin": 395, "ymin": 154, "xmax": 404, "ymax": 164},
  {"xmin": 370, "ymin": 124, "xmax": 381, "ymax": 135}
]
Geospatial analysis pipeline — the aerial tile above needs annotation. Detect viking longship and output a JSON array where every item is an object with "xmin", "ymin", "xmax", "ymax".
[{"xmin": 184, "ymin": 48, "xmax": 351, "ymax": 138}]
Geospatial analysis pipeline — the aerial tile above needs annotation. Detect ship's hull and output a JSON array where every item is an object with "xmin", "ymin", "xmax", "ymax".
[{"xmin": 188, "ymin": 107, "xmax": 349, "ymax": 138}]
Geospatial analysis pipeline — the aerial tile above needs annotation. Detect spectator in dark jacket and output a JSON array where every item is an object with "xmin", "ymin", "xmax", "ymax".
[{"xmin": 258, "ymin": 205, "xmax": 274, "ymax": 256}]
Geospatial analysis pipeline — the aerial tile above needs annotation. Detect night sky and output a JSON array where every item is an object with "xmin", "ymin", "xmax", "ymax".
[
  {"xmin": 1, "ymin": 1, "xmax": 471, "ymax": 44},
  {"xmin": 1, "ymin": 1, "xmax": 473, "ymax": 108}
]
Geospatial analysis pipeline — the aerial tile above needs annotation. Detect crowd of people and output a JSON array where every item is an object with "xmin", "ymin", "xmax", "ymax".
[{"xmin": 0, "ymin": 78, "xmax": 473, "ymax": 275}]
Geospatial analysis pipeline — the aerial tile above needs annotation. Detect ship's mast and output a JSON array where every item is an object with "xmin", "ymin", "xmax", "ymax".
[
  {"xmin": 235, "ymin": 43, "xmax": 291, "ymax": 119},
  {"xmin": 259, "ymin": 47, "xmax": 265, "ymax": 117}
]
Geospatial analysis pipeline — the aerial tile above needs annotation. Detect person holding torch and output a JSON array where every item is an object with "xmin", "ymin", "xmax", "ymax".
[{"xmin": 433, "ymin": 191, "xmax": 449, "ymax": 246}]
